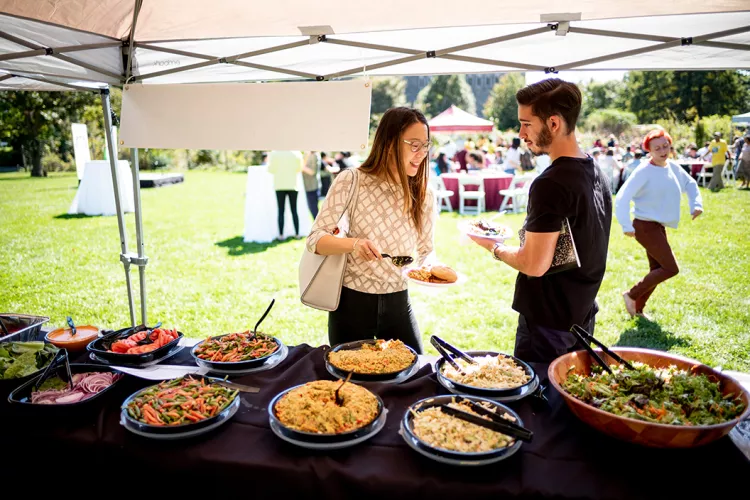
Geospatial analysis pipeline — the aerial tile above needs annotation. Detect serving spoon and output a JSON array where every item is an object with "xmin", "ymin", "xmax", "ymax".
[
  {"xmin": 334, "ymin": 372, "xmax": 353, "ymax": 406},
  {"xmin": 380, "ymin": 254, "xmax": 414, "ymax": 268}
]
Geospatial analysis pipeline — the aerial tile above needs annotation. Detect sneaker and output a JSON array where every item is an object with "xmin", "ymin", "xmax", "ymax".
[{"xmin": 622, "ymin": 291, "xmax": 636, "ymax": 317}]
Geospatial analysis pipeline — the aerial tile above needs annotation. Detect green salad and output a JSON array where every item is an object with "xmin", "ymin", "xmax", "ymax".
[
  {"xmin": 563, "ymin": 362, "xmax": 746, "ymax": 426},
  {"xmin": 0, "ymin": 341, "xmax": 58, "ymax": 379}
]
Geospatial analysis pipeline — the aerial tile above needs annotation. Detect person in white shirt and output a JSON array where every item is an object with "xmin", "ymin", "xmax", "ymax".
[
  {"xmin": 616, "ymin": 129, "xmax": 703, "ymax": 320},
  {"xmin": 598, "ymin": 148, "xmax": 622, "ymax": 193},
  {"xmin": 504, "ymin": 138, "xmax": 522, "ymax": 174}
]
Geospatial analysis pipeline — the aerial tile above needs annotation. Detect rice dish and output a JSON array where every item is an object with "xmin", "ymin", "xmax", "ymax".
[
  {"xmin": 274, "ymin": 380, "xmax": 380, "ymax": 434},
  {"xmin": 328, "ymin": 339, "xmax": 415, "ymax": 374},
  {"xmin": 411, "ymin": 399, "xmax": 515, "ymax": 453},
  {"xmin": 442, "ymin": 354, "xmax": 530, "ymax": 389}
]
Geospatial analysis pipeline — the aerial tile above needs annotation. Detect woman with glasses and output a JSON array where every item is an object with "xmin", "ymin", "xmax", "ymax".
[
  {"xmin": 616, "ymin": 129, "xmax": 703, "ymax": 320},
  {"xmin": 306, "ymin": 107, "xmax": 436, "ymax": 353}
]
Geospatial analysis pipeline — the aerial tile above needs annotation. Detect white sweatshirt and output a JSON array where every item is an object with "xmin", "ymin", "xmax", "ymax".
[{"xmin": 615, "ymin": 161, "xmax": 703, "ymax": 233}]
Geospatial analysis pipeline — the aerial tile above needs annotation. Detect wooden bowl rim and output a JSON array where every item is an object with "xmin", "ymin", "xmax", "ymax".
[{"xmin": 548, "ymin": 347, "xmax": 750, "ymax": 431}]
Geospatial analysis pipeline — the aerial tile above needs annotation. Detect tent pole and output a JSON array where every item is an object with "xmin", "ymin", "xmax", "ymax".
[
  {"xmin": 14, "ymin": 73, "xmax": 100, "ymax": 92},
  {"xmin": 130, "ymin": 148, "xmax": 148, "ymax": 325},
  {"xmin": 0, "ymin": 41, "xmax": 121, "ymax": 63},
  {"xmin": 100, "ymin": 87, "xmax": 137, "ymax": 327}
]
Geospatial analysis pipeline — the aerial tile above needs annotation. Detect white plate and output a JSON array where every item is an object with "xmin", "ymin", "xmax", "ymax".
[
  {"xmin": 458, "ymin": 220, "xmax": 514, "ymax": 242},
  {"xmin": 269, "ymin": 408, "xmax": 388, "ymax": 450},
  {"xmin": 438, "ymin": 374, "xmax": 541, "ymax": 403},
  {"xmin": 403, "ymin": 267, "xmax": 466, "ymax": 288}
]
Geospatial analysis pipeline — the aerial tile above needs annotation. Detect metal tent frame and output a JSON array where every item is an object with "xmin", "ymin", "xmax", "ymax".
[{"xmin": 1, "ymin": 8, "xmax": 749, "ymax": 327}]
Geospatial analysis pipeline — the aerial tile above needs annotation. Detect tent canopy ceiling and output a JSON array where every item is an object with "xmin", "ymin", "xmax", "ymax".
[{"xmin": 0, "ymin": 1, "xmax": 748, "ymax": 90}]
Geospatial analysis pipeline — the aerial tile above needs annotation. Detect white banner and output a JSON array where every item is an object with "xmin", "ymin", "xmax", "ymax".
[
  {"xmin": 120, "ymin": 80, "xmax": 372, "ymax": 152},
  {"xmin": 71, "ymin": 123, "xmax": 91, "ymax": 180}
]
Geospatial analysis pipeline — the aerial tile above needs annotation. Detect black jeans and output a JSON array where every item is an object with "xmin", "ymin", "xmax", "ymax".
[
  {"xmin": 305, "ymin": 189, "xmax": 319, "ymax": 220},
  {"xmin": 320, "ymin": 176, "xmax": 332, "ymax": 198},
  {"xmin": 328, "ymin": 286, "xmax": 423, "ymax": 354},
  {"xmin": 275, "ymin": 190, "xmax": 299, "ymax": 236},
  {"xmin": 514, "ymin": 311, "xmax": 596, "ymax": 364}
]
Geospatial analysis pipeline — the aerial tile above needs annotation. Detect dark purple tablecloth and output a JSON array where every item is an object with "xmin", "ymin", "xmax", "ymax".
[{"xmin": 2, "ymin": 344, "xmax": 747, "ymax": 497}]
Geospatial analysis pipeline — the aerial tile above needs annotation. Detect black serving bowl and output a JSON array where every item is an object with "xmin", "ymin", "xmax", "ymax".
[
  {"xmin": 325, "ymin": 339, "xmax": 419, "ymax": 382},
  {"xmin": 401, "ymin": 394, "xmax": 523, "ymax": 463},
  {"xmin": 8, "ymin": 363, "xmax": 123, "ymax": 413},
  {"xmin": 435, "ymin": 350, "xmax": 536, "ymax": 399},
  {"xmin": 268, "ymin": 382, "xmax": 385, "ymax": 444},
  {"xmin": 120, "ymin": 375, "xmax": 240, "ymax": 438},
  {"xmin": 190, "ymin": 333, "xmax": 283, "ymax": 372},
  {"xmin": 0, "ymin": 341, "xmax": 60, "ymax": 396},
  {"xmin": 87, "ymin": 326, "xmax": 183, "ymax": 366}
]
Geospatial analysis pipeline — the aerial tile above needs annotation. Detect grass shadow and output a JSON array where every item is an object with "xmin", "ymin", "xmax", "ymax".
[
  {"xmin": 613, "ymin": 317, "xmax": 690, "ymax": 351},
  {"xmin": 215, "ymin": 235, "xmax": 292, "ymax": 256},
  {"xmin": 54, "ymin": 213, "xmax": 96, "ymax": 220}
]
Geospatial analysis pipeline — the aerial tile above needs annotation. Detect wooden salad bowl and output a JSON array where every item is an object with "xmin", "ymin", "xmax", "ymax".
[{"xmin": 548, "ymin": 348, "xmax": 750, "ymax": 448}]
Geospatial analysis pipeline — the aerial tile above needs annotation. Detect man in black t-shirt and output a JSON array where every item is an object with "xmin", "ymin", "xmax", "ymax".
[{"xmin": 469, "ymin": 79, "xmax": 612, "ymax": 363}]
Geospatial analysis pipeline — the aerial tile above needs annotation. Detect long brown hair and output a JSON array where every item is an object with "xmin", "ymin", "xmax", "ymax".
[{"xmin": 359, "ymin": 107, "xmax": 430, "ymax": 233}]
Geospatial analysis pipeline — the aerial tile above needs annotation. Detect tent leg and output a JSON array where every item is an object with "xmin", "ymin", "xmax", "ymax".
[
  {"xmin": 100, "ymin": 87, "xmax": 136, "ymax": 327},
  {"xmin": 130, "ymin": 148, "xmax": 149, "ymax": 325}
]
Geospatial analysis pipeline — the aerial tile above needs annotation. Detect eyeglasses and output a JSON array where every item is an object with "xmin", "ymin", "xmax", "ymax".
[{"xmin": 403, "ymin": 139, "xmax": 431, "ymax": 153}]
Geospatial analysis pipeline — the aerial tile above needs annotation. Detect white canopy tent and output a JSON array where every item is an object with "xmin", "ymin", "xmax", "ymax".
[{"xmin": 1, "ymin": 1, "xmax": 749, "ymax": 326}]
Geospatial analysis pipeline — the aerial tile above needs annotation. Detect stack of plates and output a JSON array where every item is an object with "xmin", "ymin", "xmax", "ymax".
[
  {"xmin": 435, "ymin": 350, "xmax": 538, "ymax": 402},
  {"xmin": 400, "ymin": 395, "xmax": 524, "ymax": 466}
]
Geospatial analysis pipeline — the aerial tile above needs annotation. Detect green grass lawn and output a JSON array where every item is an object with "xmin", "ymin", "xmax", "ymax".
[{"xmin": 1, "ymin": 171, "xmax": 749, "ymax": 370}]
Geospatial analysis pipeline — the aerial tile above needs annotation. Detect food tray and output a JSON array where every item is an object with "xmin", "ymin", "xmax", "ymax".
[
  {"xmin": 325, "ymin": 339, "xmax": 420, "ymax": 383},
  {"xmin": 119, "ymin": 375, "xmax": 240, "ymax": 440},
  {"xmin": 191, "ymin": 335, "xmax": 285, "ymax": 374},
  {"xmin": 89, "ymin": 343, "xmax": 184, "ymax": 368},
  {"xmin": 87, "ymin": 326, "xmax": 183, "ymax": 366},
  {"xmin": 435, "ymin": 350, "xmax": 537, "ymax": 400},
  {"xmin": 0, "ymin": 314, "xmax": 50, "ymax": 342},
  {"xmin": 400, "ymin": 395, "xmax": 523, "ymax": 466},
  {"xmin": 268, "ymin": 382, "xmax": 385, "ymax": 446}
]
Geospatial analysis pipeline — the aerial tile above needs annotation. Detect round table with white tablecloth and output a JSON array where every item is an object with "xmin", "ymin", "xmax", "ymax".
[
  {"xmin": 243, "ymin": 166, "xmax": 312, "ymax": 243},
  {"xmin": 68, "ymin": 160, "xmax": 134, "ymax": 216}
]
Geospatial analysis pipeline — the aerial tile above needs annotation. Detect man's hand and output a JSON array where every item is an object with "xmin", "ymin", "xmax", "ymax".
[
  {"xmin": 692, "ymin": 208, "xmax": 703, "ymax": 220},
  {"xmin": 468, "ymin": 234, "xmax": 497, "ymax": 252},
  {"xmin": 624, "ymin": 231, "xmax": 635, "ymax": 238}
]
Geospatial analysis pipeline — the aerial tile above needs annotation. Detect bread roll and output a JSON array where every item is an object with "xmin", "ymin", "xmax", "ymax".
[{"xmin": 431, "ymin": 265, "xmax": 458, "ymax": 283}]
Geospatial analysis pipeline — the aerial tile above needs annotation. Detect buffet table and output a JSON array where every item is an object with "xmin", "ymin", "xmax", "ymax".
[{"xmin": 2, "ymin": 344, "xmax": 747, "ymax": 498}]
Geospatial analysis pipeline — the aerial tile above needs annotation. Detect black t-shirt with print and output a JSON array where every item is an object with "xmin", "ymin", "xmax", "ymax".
[{"xmin": 512, "ymin": 156, "xmax": 612, "ymax": 331}]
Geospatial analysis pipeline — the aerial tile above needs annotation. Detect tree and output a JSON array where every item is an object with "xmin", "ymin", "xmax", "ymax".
[
  {"xmin": 369, "ymin": 77, "xmax": 406, "ymax": 130},
  {"xmin": 483, "ymin": 73, "xmax": 525, "ymax": 131},
  {"xmin": 415, "ymin": 75, "xmax": 476, "ymax": 118},
  {"xmin": 0, "ymin": 90, "xmax": 97, "ymax": 176},
  {"xmin": 584, "ymin": 109, "xmax": 637, "ymax": 137},
  {"xmin": 580, "ymin": 79, "xmax": 626, "ymax": 118},
  {"xmin": 622, "ymin": 70, "xmax": 750, "ymax": 123}
]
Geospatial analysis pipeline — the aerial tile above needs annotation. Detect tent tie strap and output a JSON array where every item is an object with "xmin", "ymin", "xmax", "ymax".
[{"xmin": 120, "ymin": 253, "xmax": 149, "ymax": 267}]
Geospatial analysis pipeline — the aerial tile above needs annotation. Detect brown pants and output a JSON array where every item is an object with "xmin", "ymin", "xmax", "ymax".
[
  {"xmin": 707, "ymin": 162, "xmax": 725, "ymax": 190},
  {"xmin": 628, "ymin": 219, "xmax": 679, "ymax": 313}
]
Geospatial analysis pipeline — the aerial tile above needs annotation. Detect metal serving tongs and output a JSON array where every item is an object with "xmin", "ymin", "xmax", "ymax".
[
  {"xmin": 134, "ymin": 321, "xmax": 163, "ymax": 346},
  {"xmin": 33, "ymin": 348, "xmax": 74, "ymax": 392},
  {"xmin": 439, "ymin": 399, "xmax": 533, "ymax": 442},
  {"xmin": 570, "ymin": 324, "xmax": 635, "ymax": 374},
  {"xmin": 431, "ymin": 336, "xmax": 477, "ymax": 365}
]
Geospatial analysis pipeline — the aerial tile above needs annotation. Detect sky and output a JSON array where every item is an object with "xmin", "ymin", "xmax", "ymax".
[{"xmin": 525, "ymin": 70, "xmax": 627, "ymax": 85}]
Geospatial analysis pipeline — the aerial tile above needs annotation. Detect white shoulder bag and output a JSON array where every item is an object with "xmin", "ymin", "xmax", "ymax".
[{"xmin": 299, "ymin": 169, "xmax": 360, "ymax": 311}]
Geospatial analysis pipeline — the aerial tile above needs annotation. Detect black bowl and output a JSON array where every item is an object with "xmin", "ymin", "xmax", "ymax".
[
  {"xmin": 120, "ymin": 375, "xmax": 240, "ymax": 438},
  {"xmin": 401, "ymin": 394, "xmax": 523, "ymax": 463},
  {"xmin": 435, "ymin": 351, "xmax": 536, "ymax": 399},
  {"xmin": 0, "ymin": 341, "xmax": 60, "ymax": 396},
  {"xmin": 87, "ymin": 326, "xmax": 183, "ymax": 366},
  {"xmin": 268, "ymin": 382, "xmax": 385, "ymax": 444},
  {"xmin": 325, "ymin": 339, "xmax": 419, "ymax": 382},
  {"xmin": 190, "ymin": 333, "xmax": 283, "ymax": 372},
  {"xmin": 8, "ymin": 364, "xmax": 123, "ymax": 412}
]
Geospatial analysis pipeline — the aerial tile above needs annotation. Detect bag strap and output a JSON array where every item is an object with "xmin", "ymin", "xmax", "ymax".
[{"xmin": 336, "ymin": 168, "xmax": 360, "ymax": 227}]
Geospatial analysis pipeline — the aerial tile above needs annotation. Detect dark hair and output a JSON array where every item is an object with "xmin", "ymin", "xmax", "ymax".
[
  {"xmin": 515, "ymin": 78, "xmax": 582, "ymax": 133},
  {"xmin": 606, "ymin": 148, "xmax": 614, "ymax": 156},
  {"xmin": 511, "ymin": 137, "xmax": 521, "ymax": 149},
  {"xmin": 634, "ymin": 151, "xmax": 643, "ymax": 159},
  {"xmin": 321, "ymin": 152, "xmax": 327, "ymax": 159},
  {"xmin": 436, "ymin": 153, "xmax": 449, "ymax": 174},
  {"xmin": 468, "ymin": 151, "xmax": 484, "ymax": 164},
  {"xmin": 359, "ymin": 107, "xmax": 430, "ymax": 233}
]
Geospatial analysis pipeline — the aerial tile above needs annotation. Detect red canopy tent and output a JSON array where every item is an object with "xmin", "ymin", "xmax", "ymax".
[{"xmin": 427, "ymin": 105, "xmax": 494, "ymax": 133}]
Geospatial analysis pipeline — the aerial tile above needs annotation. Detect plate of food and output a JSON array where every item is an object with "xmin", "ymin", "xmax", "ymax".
[
  {"xmin": 325, "ymin": 339, "xmax": 420, "ymax": 383},
  {"xmin": 191, "ymin": 331, "xmax": 285, "ymax": 375},
  {"xmin": 120, "ymin": 375, "xmax": 240, "ymax": 440},
  {"xmin": 435, "ymin": 350, "xmax": 538, "ymax": 402},
  {"xmin": 400, "ymin": 395, "xmax": 524, "ymax": 466},
  {"xmin": 459, "ymin": 219, "xmax": 514, "ymax": 241},
  {"xmin": 8, "ymin": 364, "xmax": 123, "ymax": 412},
  {"xmin": 86, "ymin": 325, "xmax": 183, "ymax": 366},
  {"xmin": 404, "ymin": 264, "xmax": 464, "ymax": 288},
  {"xmin": 268, "ymin": 380, "xmax": 386, "ymax": 449},
  {"xmin": 549, "ymin": 348, "xmax": 750, "ymax": 448}
]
